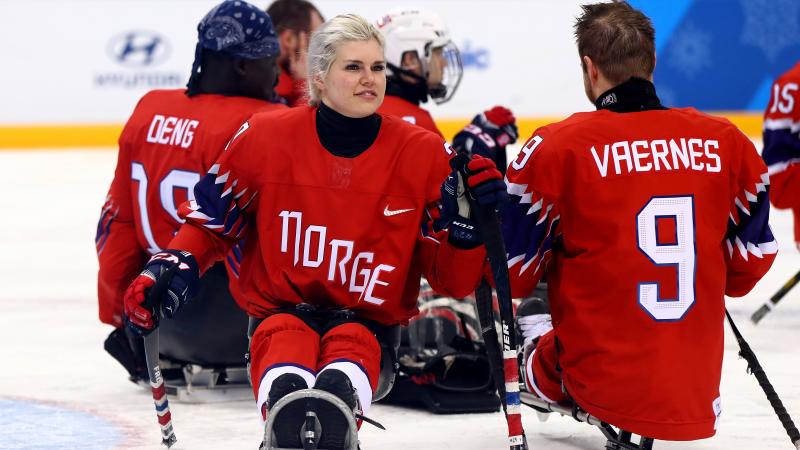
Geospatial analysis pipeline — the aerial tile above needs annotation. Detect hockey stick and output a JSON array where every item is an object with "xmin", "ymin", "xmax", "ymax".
[
  {"xmin": 725, "ymin": 309, "xmax": 800, "ymax": 449},
  {"xmin": 141, "ymin": 264, "xmax": 179, "ymax": 448},
  {"xmin": 451, "ymin": 154, "xmax": 527, "ymax": 450},
  {"xmin": 474, "ymin": 279, "xmax": 509, "ymax": 406},
  {"xmin": 751, "ymin": 269, "xmax": 800, "ymax": 324}
]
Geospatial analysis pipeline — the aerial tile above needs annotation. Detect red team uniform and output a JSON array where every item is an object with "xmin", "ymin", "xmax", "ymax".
[
  {"xmin": 275, "ymin": 71, "xmax": 307, "ymax": 107},
  {"xmin": 95, "ymin": 89, "xmax": 284, "ymax": 327},
  {"xmin": 504, "ymin": 81, "xmax": 777, "ymax": 440},
  {"xmin": 167, "ymin": 106, "xmax": 485, "ymax": 418},
  {"xmin": 377, "ymin": 95, "xmax": 443, "ymax": 137},
  {"xmin": 762, "ymin": 62, "xmax": 800, "ymax": 245}
]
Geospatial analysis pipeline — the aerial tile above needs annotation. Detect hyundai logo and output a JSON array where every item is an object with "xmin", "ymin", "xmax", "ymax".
[{"xmin": 107, "ymin": 30, "xmax": 170, "ymax": 68}]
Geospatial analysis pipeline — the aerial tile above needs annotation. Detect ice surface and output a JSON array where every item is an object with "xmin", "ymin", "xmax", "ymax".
[{"xmin": 0, "ymin": 147, "xmax": 798, "ymax": 450}]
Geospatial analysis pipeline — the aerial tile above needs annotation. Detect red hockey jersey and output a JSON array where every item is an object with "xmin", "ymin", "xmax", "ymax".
[
  {"xmin": 170, "ymin": 106, "xmax": 485, "ymax": 325},
  {"xmin": 377, "ymin": 95, "xmax": 443, "ymax": 137},
  {"xmin": 762, "ymin": 62, "xmax": 800, "ymax": 244},
  {"xmin": 504, "ymin": 107, "xmax": 777, "ymax": 439},
  {"xmin": 96, "ymin": 89, "xmax": 285, "ymax": 327},
  {"xmin": 275, "ymin": 71, "xmax": 307, "ymax": 107}
]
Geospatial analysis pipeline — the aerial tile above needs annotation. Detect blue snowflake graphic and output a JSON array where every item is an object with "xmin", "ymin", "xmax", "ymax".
[
  {"xmin": 740, "ymin": 0, "xmax": 800, "ymax": 62},
  {"xmin": 667, "ymin": 22, "xmax": 712, "ymax": 79}
]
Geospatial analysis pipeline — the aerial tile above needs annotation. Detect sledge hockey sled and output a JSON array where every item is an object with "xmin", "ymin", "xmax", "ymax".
[
  {"xmin": 148, "ymin": 263, "xmax": 253, "ymax": 403},
  {"xmin": 520, "ymin": 391, "xmax": 655, "ymax": 450},
  {"xmin": 136, "ymin": 360, "xmax": 252, "ymax": 403},
  {"xmin": 262, "ymin": 389, "xmax": 359, "ymax": 450}
]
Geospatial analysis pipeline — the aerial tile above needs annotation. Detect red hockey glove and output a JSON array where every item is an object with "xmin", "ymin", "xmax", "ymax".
[{"xmin": 123, "ymin": 250, "xmax": 199, "ymax": 336}]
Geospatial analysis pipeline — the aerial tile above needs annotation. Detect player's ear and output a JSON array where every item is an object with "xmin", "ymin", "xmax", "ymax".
[
  {"xmin": 278, "ymin": 28, "xmax": 297, "ymax": 52},
  {"xmin": 583, "ymin": 56, "xmax": 599, "ymax": 84},
  {"xmin": 313, "ymin": 72, "xmax": 325, "ymax": 97}
]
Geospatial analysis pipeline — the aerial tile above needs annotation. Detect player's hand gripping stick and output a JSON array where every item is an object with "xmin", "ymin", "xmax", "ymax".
[
  {"xmin": 142, "ymin": 263, "xmax": 179, "ymax": 448},
  {"xmin": 449, "ymin": 154, "xmax": 527, "ymax": 450}
]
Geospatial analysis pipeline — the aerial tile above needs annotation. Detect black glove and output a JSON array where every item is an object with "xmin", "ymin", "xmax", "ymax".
[
  {"xmin": 123, "ymin": 250, "xmax": 199, "ymax": 336},
  {"xmin": 440, "ymin": 155, "xmax": 508, "ymax": 249}
]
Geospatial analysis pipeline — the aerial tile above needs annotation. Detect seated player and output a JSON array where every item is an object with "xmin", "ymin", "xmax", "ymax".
[
  {"xmin": 497, "ymin": 1, "xmax": 776, "ymax": 443},
  {"xmin": 96, "ymin": 0, "xmax": 285, "ymax": 382},
  {"xmin": 121, "ymin": 14, "xmax": 506, "ymax": 449}
]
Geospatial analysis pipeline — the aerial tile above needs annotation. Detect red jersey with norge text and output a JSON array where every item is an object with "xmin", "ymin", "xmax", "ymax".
[
  {"xmin": 504, "ymin": 107, "xmax": 777, "ymax": 439},
  {"xmin": 95, "ymin": 89, "xmax": 285, "ymax": 326},
  {"xmin": 171, "ymin": 106, "xmax": 485, "ymax": 326}
]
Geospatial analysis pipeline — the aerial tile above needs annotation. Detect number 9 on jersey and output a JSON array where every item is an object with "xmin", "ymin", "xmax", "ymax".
[{"xmin": 636, "ymin": 195, "xmax": 696, "ymax": 321}]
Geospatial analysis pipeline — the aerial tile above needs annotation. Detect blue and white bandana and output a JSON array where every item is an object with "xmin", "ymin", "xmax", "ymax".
[
  {"xmin": 188, "ymin": 0, "xmax": 280, "ymax": 90},
  {"xmin": 197, "ymin": 0, "xmax": 279, "ymax": 59}
]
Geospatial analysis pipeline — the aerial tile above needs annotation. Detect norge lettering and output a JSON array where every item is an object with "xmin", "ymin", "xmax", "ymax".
[{"xmin": 279, "ymin": 210, "xmax": 395, "ymax": 305}]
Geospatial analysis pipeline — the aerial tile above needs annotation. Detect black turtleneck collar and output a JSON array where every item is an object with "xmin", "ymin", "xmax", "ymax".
[
  {"xmin": 594, "ymin": 78, "xmax": 666, "ymax": 113},
  {"xmin": 386, "ymin": 76, "xmax": 428, "ymax": 105},
  {"xmin": 315, "ymin": 101, "xmax": 382, "ymax": 158}
]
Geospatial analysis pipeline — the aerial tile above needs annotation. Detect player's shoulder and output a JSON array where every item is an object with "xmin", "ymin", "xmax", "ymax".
[
  {"xmin": 212, "ymin": 94, "xmax": 284, "ymax": 113},
  {"xmin": 668, "ymin": 107, "xmax": 750, "ymax": 142},
  {"xmin": 776, "ymin": 61, "xmax": 800, "ymax": 84},
  {"xmin": 129, "ymin": 89, "xmax": 186, "ymax": 115},
  {"xmin": 235, "ymin": 105, "xmax": 313, "ymax": 144},
  {"xmin": 535, "ymin": 111, "xmax": 598, "ymax": 137},
  {"xmin": 249, "ymin": 104, "xmax": 309, "ymax": 125},
  {"xmin": 137, "ymin": 88, "xmax": 185, "ymax": 103},
  {"xmin": 383, "ymin": 113, "xmax": 444, "ymax": 145},
  {"xmin": 382, "ymin": 114, "xmax": 451, "ymax": 160}
]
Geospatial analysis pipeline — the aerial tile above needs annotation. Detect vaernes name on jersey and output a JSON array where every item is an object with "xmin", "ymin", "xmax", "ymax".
[
  {"xmin": 146, "ymin": 114, "xmax": 200, "ymax": 149},
  {"xmin": 590, "ymin": 138, "xmax": 721, "ymax": 177}
]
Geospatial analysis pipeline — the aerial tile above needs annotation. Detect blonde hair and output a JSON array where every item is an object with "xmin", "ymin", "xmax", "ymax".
[{"xmin": 306, "ymin": 14, "xmax": 385, "ymax": 106}]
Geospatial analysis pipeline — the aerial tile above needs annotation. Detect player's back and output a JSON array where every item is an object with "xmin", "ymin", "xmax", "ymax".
[
  {"xmin": 120, "ymin": 89, "xmax": 283, "ymax": 253},
  {"xmin": 506, "ymin": 106, "xmax": 775, "ymax": 439}
]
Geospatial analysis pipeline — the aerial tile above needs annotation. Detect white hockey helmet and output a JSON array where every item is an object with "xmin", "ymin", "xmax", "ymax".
[{"xmin": 376, "ymin": 7, "xmax": 463, "ymax": 104}]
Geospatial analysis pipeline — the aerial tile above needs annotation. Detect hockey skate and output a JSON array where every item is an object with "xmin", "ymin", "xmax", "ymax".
[{"xmin": 262, "ymin": 370, "xmax": 360, "ymax": 450}]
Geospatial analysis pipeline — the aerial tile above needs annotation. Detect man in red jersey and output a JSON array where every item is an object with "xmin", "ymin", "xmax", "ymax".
[
  {"xmin": 497, "ymin": 1, "xmax": 777, "ymax": 442},
  {"xmin": 267, "ymin": 0, "xmax": 324, "ymax": 106},
  {"xmin": 95, "ymin": 0, "xmax": 285, "ymax": 381},
  {"xmin": 121, "ymin": 14, "xmax": 506, "ymax": 447},
  {"xmin": 761, "ymin": 61, "xmax": 800, "ymax": 247}
]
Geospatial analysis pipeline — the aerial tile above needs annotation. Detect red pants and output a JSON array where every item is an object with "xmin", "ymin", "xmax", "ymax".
[
  {"xmin": 250, "ymin": 313, "xmax": 381, "ymax": 424},
  {"xmin": 523, "ymin": 329, "xmax": 568, "ymax": 403}
]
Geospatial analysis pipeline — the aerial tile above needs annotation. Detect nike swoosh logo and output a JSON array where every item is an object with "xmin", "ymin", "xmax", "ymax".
[{"xmin": 384, "ymin": 206, "xmax": 415, "ymax": 216}]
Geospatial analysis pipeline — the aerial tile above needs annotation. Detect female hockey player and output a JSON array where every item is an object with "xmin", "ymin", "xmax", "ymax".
[{"xmin": 122, "ymin": 13, "xmax": 507, "ymax": 450}]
